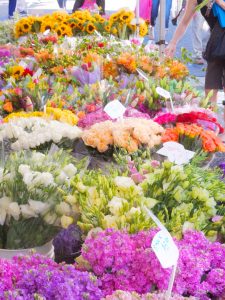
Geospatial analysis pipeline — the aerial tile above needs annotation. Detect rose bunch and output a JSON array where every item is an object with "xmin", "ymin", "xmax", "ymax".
[
  {"xmin": 82, "ymin": 118, "xmax": 164, "ymax": 153},
  {"xmin": 0, "ymin": 117, "xmax": 82, "ymax": 151},
  {"xmin": 162, "ymin": 123, "xmax": 225, "ymax": 152}
]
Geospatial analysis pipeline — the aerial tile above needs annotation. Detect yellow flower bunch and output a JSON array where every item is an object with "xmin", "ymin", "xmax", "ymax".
[
  {"xmin": 7, "ymin": 65, "xmax": 24, "ymax": 79},
  {"xmin": 14, "ymin": 9, "xmax": 148, "ymax": 38},
  {"xmin": 4, "ymin": 108, "xmax": 78, "ymax": 125}
]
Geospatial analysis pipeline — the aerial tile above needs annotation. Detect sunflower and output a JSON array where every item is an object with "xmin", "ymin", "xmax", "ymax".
[
  {"xmin": 111, "ymin": 27, "xmax": 118, "ymax": 36},
  {"xmin": 40, "ymin": 21, "xmax": 54, "ymax": 33},
  {"xmin": 56, "ymin": 28, "xmax": 63, "ymax": 37},
  {"xmin": 139, "ymin": 23, "xmax": 148, "ymax": 37},
  {"xmin": 93, "ymin": 14, "xmax": 105, "ymax": 23},
  {"xmin": 120, "ymin": 12, "xmax": 133, "ymax": 24},
  {"xmin": 104, "ymin": 24, "xmax": 111, "ymax": 33},
  {"xmin": 86, "ymin": 22, "xmax": 96, "ymax": 34},
  {"xmin": 8, "ymin": 66, "xmax": 25, "ymax": 80},
  {"xmin": 109, "ymin": 13, "xmax": 119, "ymax": 23}
]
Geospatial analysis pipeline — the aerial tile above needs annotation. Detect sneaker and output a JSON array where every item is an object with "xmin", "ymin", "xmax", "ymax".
[
  {"xmin": 19, "ymin": 10, "xmax": 27, "ymax": 16},
  {"xmin": 148, "ymin": 26, "xmax": 155, "ymax": 40},
  {"xmin": 171, "ymin": 18, "xmax": 177, "ymax": 26},
  {"xmin": 193, "ymin": 57, "xmax": 204, "ymax": 65}
]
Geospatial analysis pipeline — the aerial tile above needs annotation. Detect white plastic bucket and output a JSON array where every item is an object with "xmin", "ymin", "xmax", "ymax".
[{"xmin": 0, "ymin": 240, "xmax": 54, "ymax": 260}]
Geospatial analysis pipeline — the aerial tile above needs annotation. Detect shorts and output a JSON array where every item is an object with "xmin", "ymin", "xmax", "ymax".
[{"xmin": 205, "ymin": 60, "xmax": 225, "ymax": 90}]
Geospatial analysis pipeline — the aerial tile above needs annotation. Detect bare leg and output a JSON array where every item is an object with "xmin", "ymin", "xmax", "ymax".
[{"xmin": 205, "ymin": 89, "xmax": 218, "ymax": 103}]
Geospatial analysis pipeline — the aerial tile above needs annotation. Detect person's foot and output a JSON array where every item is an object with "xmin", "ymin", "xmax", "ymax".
[
  {"xmin": 19, "ymin": 10, "xmax": 27, "ymax": 15},
  {"xmin": 193, "ymin": 57, "xmax": 204, "ymax": 65},
  {"xmin": 148, "ymin": 26, "xmax": 155, "ymax": 40},
  {"xmin": 171, "ymin": 18, "xmax": 177, "ymax": 26}
]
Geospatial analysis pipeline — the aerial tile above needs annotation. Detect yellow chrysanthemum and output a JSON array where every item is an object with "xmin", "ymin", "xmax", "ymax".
[{"xmin": 86, "ymin": 22, "xmax": 96, "ymax": 34}]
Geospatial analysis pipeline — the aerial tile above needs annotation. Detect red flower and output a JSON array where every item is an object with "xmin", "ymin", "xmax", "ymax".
[
  {"xmin": 86, "ymin": 104, "xmax": 97, "ymax": 113},
  {"xmin": 97, "ymin": 42, "xmax": 104, "ymax": 48},
  {"xmin": 23, "ymin": 68, "xmax": 34, "ymax": 77}
]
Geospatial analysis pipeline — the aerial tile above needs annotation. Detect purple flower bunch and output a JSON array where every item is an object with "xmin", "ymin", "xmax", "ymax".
[
  {"xmin": 81, "ymin": 229, "xmax": 225, "ymax": 299},
  {"xmin": 0, "ymin": 47, "xmax": 11, "ymax": 67},
  {"xmin": 53, "ymin": 224, "xmax": 82, "ymax": 264},
  {"xmin": 0, "ymin": 254, "xmax": 103, "ymax": 300}
]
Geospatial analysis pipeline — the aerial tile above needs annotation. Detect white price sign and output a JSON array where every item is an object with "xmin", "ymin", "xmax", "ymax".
[
  {"xmin": 151, "ymin": 229, "xmax": 179, "ymax": 269},
  {"xmin": 32, "ymin": 68, "xmax": 42, "ymax": 80},
  {"xmin": 156, "ymin": 87, "xmax": 174, "ymax": 112},
  {"xmin": 156, "ymin": 87, "xmax": 171, "ymax": 99},
  {"xmin": 43, "ymin": 29, "xmax": 50, "ymax": 36},
  {"xmin": 104, "ymin": 100, "xmax": 126, "ymax": 119},
  {"xmin": 157, "ymin": 141, "xmax": 195, "ymax": 165}
]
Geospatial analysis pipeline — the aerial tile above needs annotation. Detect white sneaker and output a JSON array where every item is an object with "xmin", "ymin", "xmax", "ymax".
[{"xmin": 148, "ymin": 26, "xmax": 155, "ymax": 40}]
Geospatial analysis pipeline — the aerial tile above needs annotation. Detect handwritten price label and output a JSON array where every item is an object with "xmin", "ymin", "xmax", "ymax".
[
  {"xmin": 104, "ymin": 100, "xmax": 126, "ymax": 119},
  {"xmin": 151, "ymin": 229, "xmax": 179, "ymax": 269},
  {"xmin": 156, "ymin": 87, "xmax": 171, "ymax": 99}
]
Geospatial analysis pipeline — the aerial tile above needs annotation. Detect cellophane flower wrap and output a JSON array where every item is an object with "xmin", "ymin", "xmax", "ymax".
[{"xmin": 0, "ymin": 150, "xmax": 82, "ymax": 249}]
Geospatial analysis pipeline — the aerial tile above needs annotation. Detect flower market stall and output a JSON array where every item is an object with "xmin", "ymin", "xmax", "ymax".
[{"xmin": 0, "ymin": 8, "xmax": 225, "ymax": 300}]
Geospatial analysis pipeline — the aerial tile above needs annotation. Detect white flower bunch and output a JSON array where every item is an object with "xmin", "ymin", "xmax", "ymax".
[
  {"xmin": 0, "ymin": 117, "xmax": 82, "ymax": 150},
  {"xmin": 0, "ymin": 150, "xmax": 80, "ymax": 229}
]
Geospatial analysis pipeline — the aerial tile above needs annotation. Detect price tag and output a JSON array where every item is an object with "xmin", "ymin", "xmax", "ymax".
[
  {"xmin": 157, "ymin": 141, "xmax": 195, "ymax": 165},
  {"xmin": 156, "ymin": 87, "xmax": 174, "ymax": 112},
  {"xmin": 156, "ymin": 87, "xmax": 171, "ymax": 99},
  {"xmin": 32, "ymin": 68, "xmax": 42, "ymax": 80},
  {"xmin": 137, "ymin": 68, "xmax": 149, "ymax": 81},
  {"xmin": 104, "ymin": 100, "xmax": 126, "ymax": 119},
  {"xmin": 19, "ymin": 61, "xmax": 28, "ymax": 69},
  {"xmin": 94, "ymin": 30, "xmax": 102, "ymax": 37},
  {"xmin": 43, "ymin": 29, "xmax": 50, "ymax": 36},
  {"xmin": 151, "ymin": 229, "xmax": 179, "ymax": 269}
]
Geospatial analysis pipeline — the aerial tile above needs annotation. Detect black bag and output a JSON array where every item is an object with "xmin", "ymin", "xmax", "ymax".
[{"xmin": 204, "ymin": 22, "xmax": 225, "ymax": 61}]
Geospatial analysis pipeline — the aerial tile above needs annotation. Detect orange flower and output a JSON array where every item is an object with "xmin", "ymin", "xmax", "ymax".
[
  {"xmin": 167, "ymin": 60, "xmax": 189, "ymax": 80},
  {"xmin": 103, "ymin": 60, "xmax": 119, "ymax": 79},
  {"xmin": 35, "ymin": 50, "xmax": 53, "ymax": 63},
  {"xmin": 19, "ymin": 47, "xmax": 35, "ymax": 57},
  {"xmin": 3, "ymin": 102, "xmax": 13, "ymax": 113},
  {"xmin": 138, "ymin": 56, "xmax": 153, "ymax": 74},
  {"xmin": 83, "ymin": 52, "xmax": 101, "ymax": 65},
  {"xmin": 77, "ymin": 111, "xmax": 86, "ymax": 119},
  {"xmin": 117, "ymin": 53, "xmax": 136, "ymax": 73}
]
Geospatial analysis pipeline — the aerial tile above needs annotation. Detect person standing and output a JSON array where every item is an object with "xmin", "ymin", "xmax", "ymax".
[
  {"xmin": 9, "ymin": 0, "xmax": 17, "ymax": 18},
  {"xmin": 191, "ymin": 11, "xmax": 210, "ymax": 64},
  {"xmin": 150, "ymin": 0, "xmax": 173, "ymax": 39},
  {"xmin": 165, "ymin": 0, "xmax": 223, "ymax": 104},
  {"xmin": 72, "ymin": 0, "xmax": 105, "ymax": 15},
  {"xmin": 57, "ymin": 0, "xmax": 67, "ymax": 9}
]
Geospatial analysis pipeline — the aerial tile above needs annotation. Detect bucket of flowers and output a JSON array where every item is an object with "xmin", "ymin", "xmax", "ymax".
[{"xmin": 0, "ymin": 149, "xmax": 82, "ymax": 259}]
